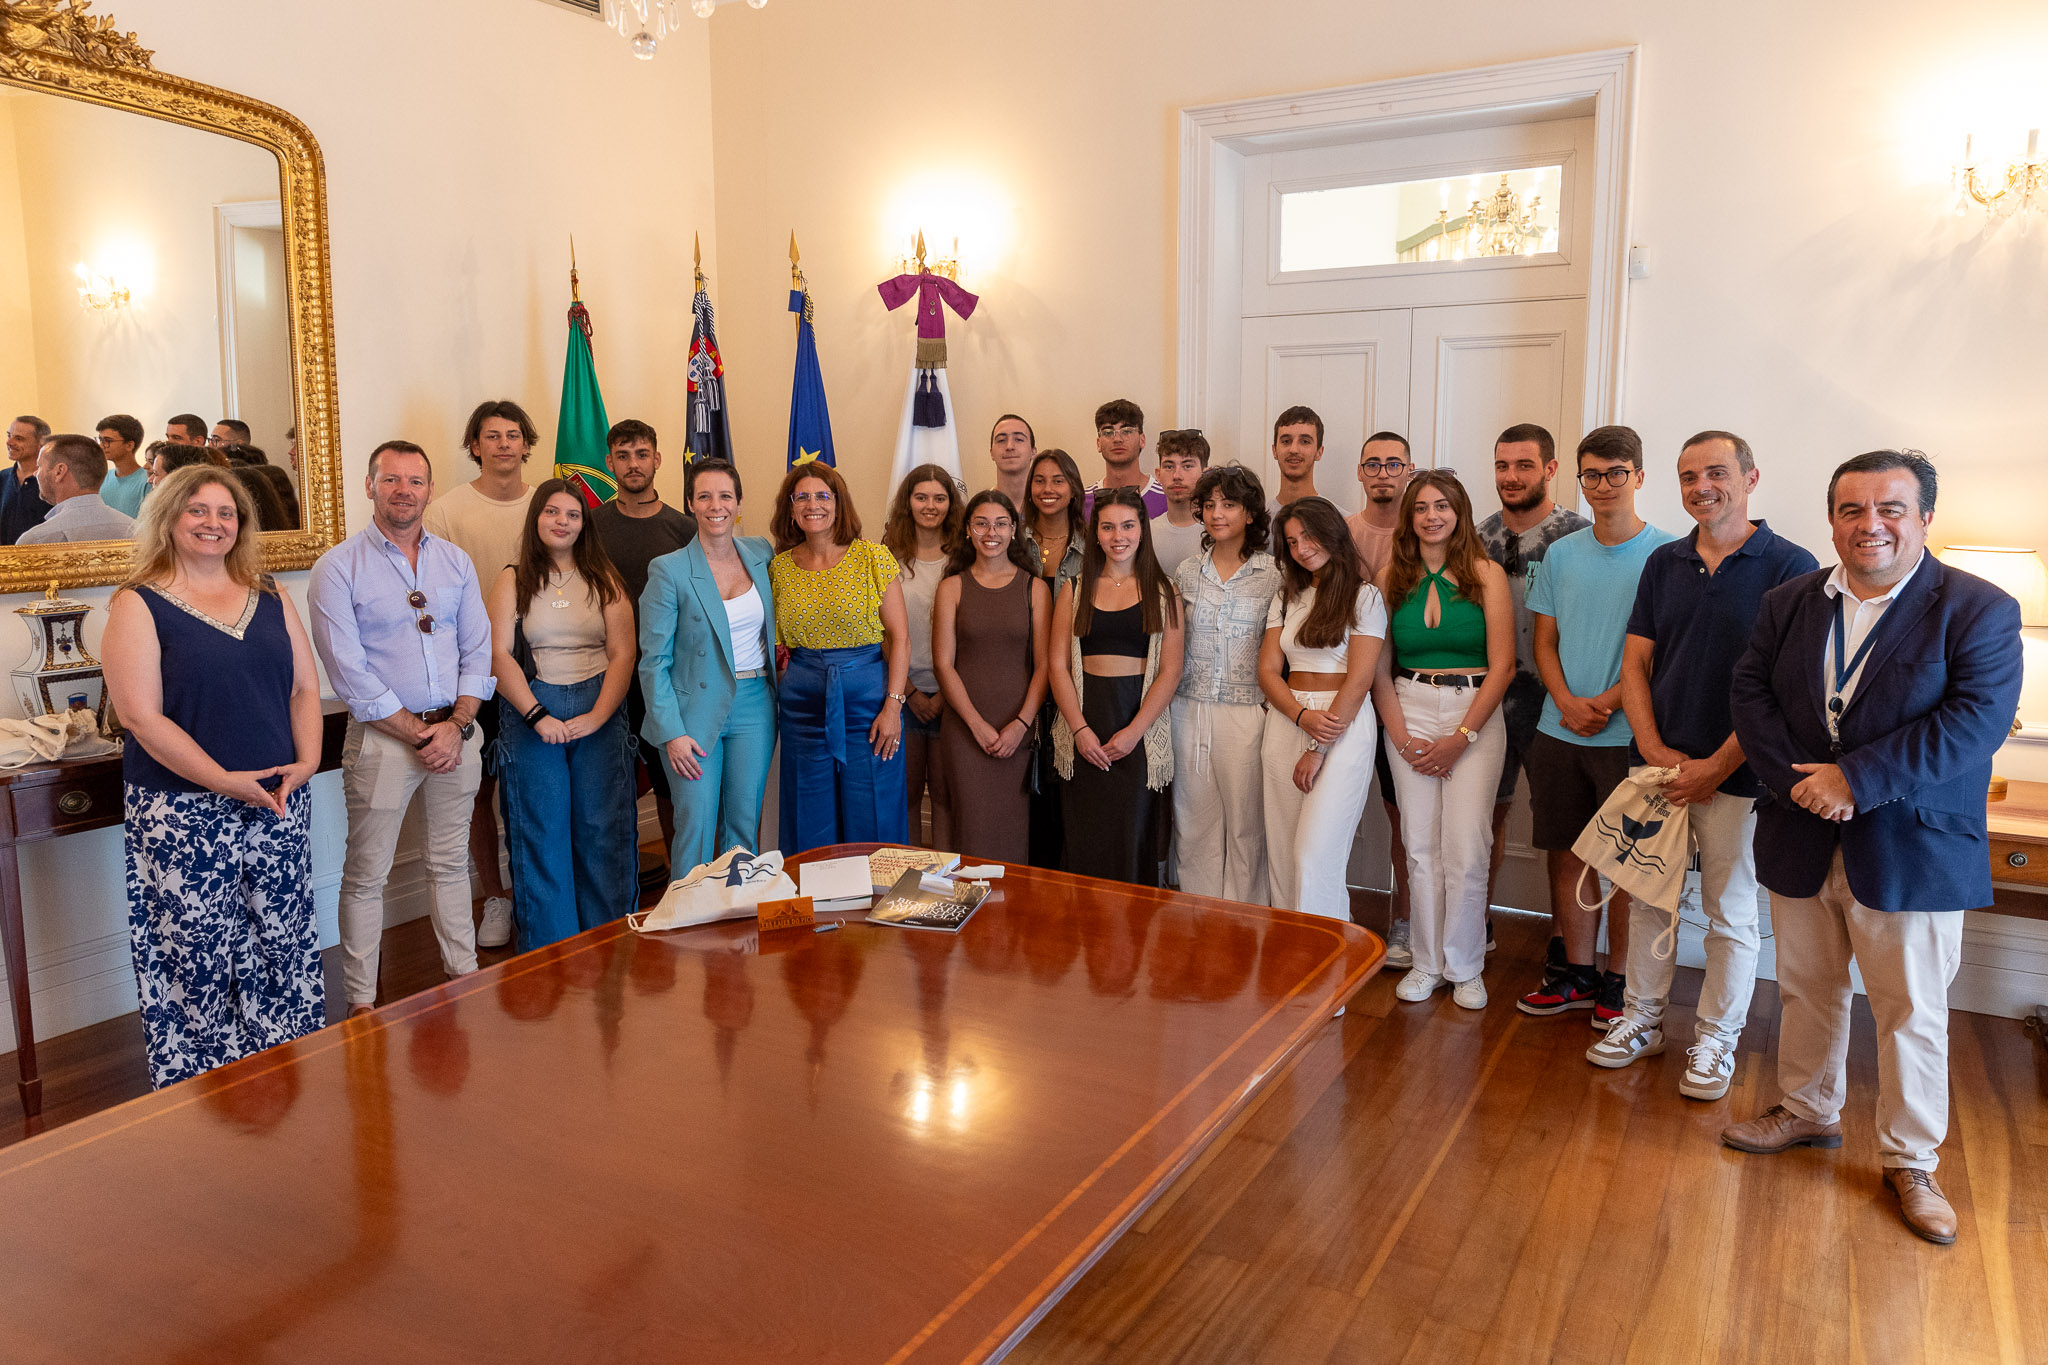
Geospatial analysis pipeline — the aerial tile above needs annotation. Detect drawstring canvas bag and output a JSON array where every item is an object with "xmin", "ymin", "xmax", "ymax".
[
  {"xmin": 1571, "ymin": 765, "xmax": 1690, "ymax": 959},
  {"xmin": 627, "ymin": 846, "xmax": 798, "ymax": 933}
]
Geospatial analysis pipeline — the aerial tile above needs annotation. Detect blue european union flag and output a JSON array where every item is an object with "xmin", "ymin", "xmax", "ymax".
[{"xmin": 787, "ymin": 287, "xmax": 836, "ymax": 469}]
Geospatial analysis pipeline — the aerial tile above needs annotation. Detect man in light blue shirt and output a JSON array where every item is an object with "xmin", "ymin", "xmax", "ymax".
[
  {"xmin": 94, "ymin": 414, "xmax": 151, "ymax": 519},
  {"xmin": 309, "ymin": 440, "xmax": 495, "ymax": 1014},
  {"xmin": 1517, "ymin": 425, "xmax": 1676, "ymax": 1026}
]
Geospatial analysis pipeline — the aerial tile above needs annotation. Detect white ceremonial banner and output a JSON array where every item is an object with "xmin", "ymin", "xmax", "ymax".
[{"xmin": 888, "ymin": 363, "xmax": 963, "ymax": 491}]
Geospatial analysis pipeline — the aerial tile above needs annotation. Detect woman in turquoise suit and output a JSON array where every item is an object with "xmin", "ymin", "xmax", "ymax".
[{"xmin": 638, "ymin": 459, "xmax": 779, "ymax": 871}]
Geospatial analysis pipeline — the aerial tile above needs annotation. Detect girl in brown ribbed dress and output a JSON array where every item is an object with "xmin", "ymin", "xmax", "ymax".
[{"xmin": 933, "ymin": 491, "xmax": 1051, "ymax": 863}]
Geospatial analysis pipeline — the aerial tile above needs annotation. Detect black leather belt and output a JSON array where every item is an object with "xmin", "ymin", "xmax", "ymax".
[
  {"xmin": 417, "ymin": 704, "xmax": 457, "ymax": 725},
  {"xmin": 1395, "ymin": 668, "xmax": 1485, "ymax": 688}
]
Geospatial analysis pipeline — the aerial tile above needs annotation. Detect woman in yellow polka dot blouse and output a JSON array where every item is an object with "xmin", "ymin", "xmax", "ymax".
[{"xmin": 768, "ymin": 462, "xmax": 913, "ymax": 852}]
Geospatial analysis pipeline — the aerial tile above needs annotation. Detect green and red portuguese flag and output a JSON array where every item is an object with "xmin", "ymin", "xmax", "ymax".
[{"xmin": 554, "ymin": 256, "xmax": 615, "ymax": 507}]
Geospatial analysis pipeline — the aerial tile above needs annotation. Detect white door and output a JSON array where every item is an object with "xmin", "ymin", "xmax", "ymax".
[
  {"xmin": 1408, "ymin": 298, "xmax": 1587, "ymax": 521},
  {"xmin": 1237, "ymin": 309, "xmax": 1410, "ymax": 513}
]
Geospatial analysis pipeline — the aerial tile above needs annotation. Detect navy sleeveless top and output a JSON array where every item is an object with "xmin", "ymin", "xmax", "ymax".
[{"xmin": 125, "ymin": 584, "xmax": 297, "ymax": 794}]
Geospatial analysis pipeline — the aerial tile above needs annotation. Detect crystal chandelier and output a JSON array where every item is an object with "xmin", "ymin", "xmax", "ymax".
[
  {"xmin": 1952, "ymin": 131, "xmax": 2044, "ymax": 226},
  {"xmin": 1461, "ymin": 174, "xmax": 1545, "ymax": 257},
  {"xmin": 601, "ymin": 0, "xmax": 765, "ymax": 59}
]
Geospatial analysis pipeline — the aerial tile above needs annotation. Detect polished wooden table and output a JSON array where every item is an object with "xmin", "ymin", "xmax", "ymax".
[
  {"xmin": 0, "ymin": 704, "xmax": 350, "ymax": 1119},
  {"xmin": 0, "ymin": 847, "xmax": 1378, "ymax": 1364}
]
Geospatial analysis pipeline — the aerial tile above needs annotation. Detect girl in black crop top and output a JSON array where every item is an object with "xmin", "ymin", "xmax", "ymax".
[{"xmin": 1048, "ymin": 489, "xmax": 1186, "ymax": 886}]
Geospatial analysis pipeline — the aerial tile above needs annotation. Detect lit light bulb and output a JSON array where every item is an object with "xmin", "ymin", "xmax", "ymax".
[
  {"xmin": 747, "ymin": 0, "xmax": 768, "ymax": 8},
  {"xmin": 631, "ymin": 29, "xmax": 658, "ymax": 57},
  {"xmin": 692, "ymin": 0, "xmax": 716, "ymax": 15}
]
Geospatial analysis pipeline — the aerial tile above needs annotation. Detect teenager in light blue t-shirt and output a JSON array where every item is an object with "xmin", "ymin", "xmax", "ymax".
[{"xmin": 1517, "ymin": 426, "xmax": 1676, "ymax": 1031}]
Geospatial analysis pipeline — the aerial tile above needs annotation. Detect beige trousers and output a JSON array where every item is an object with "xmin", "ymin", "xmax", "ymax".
[
  {"xmin": 337, "ymin": 721, "xmax": 483, "ymax": 1006},
  {"xmin": 1771, "ymin": 849, "xmax": 1963, "ymax": 1170}
]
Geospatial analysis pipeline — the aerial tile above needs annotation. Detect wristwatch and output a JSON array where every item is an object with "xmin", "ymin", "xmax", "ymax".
[
  {"xmin": 1456, "ymin": 725, "xmax": 1478, "ymax": 743},
  {"xmin": 459, "ymin": 720, "xmax": 477, "ymax": 741},
  {"xmin": 886, "ymin": 691, "xmax": 909, "ymax": 704}
]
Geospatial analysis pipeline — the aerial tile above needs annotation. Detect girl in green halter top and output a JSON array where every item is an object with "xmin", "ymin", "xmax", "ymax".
[{"xmin": 1389, "ymin": 565, "xmax": 1489, "ymax": 671}]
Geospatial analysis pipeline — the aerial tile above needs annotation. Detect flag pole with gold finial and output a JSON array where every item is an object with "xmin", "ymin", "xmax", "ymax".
[
  {"xmin": 570, "ymin": 235, "xmax": 581, "ymax": 302},
  {"xmin": 693, "ymin": 231, "xmax": 704, "ymax": 292}
]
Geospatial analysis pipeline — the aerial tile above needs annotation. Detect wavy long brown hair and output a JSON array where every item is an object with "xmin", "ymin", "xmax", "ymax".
[
  {"xmin": 1383, "ymin": 470, "xmax": 1488, "ymax": 617},
  {"xmin": 123, "ymin": 465, "xmax": 269, "ymax": 592},
  {"xmin": 1025, "ymin": 449, "xmax": 1085, "ymax": 546},
  {"xmin": 512, "ymin": 479, "xmax": 625, "ymax": 615},
  {"xmin": 1273, "ymin": 496, "xmax": 1365, "ymax": 651},
  {"xmin": 945, "ymin": 490, "xmax": 1036, "ymax": 578},
  {"xmin": 1074, "ymin": 486, "xmax": 1180, "ymax": 637},
  {"xmin": 769, "ymin": 461, "xmax": 860, "ymax": 551},
  {"xmin": 881, "ymin": 462, "xmax": 963, "ymax": 576}
]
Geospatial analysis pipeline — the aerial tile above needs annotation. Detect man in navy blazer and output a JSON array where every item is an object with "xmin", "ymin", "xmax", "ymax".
[{"xmin": 1724, "ymin": 450, "xmax": 2022, "ymax": 1246}]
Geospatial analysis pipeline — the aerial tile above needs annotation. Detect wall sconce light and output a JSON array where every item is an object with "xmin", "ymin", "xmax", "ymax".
[
  {"xmin": 1951, "ymin": 130, "xmax": 2045, "ymax": 225},
  {"xmin": 892, "ymin": 231, "xmax": 959, "ymax": 281},
  {"xmin": 74, "ymin": 263, "xmax": 130, "ymax": 314}
]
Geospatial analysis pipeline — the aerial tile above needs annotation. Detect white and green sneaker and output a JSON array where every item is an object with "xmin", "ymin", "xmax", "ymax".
[{"xmin": 1586, "ymin": 1014, "xmax": 1664, "ymax": 1069}]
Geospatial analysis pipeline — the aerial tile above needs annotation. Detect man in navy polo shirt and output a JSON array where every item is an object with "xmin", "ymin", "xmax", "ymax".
[{"xmin": 1586, "ymin": 431, "xmax": 1816, "ymax": 1096}]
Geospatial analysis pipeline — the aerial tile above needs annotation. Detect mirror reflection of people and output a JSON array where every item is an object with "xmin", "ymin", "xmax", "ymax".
[
  {"xmin": 165, "ymin": 413, "xmax": 209, "ymax": 447},
  {"xmin": 487, "ymin": 481, "xmax": 639, "ymax": 951},
  {"xmin": 211, "ymin": 419, "xmax": 251, "ymax": 448},
  {"xmin": 1, "ymin": 414, "xmax": 52, "ymax": 544},
  {"xmin": 16, "ymin": 433, "xmax": 137, "ymax": 544},
  {"xmin": 769, "ymin": 461, "xmax": 913, "ymax": 851},
  {"xmin": 424, "ymin": 400, "xmax": 538, "ymax": 951},
  {"xmin": 588, "ymin": 419, "xmax": 696, "ymax": 861},
  {"xmin": 95, "ymin": 414, "xmax": 151, "ymax": 519},
  {"xmin": 220, "ymin": 441, "xmax": 300, "ymax": 530},
  {"xmin": 307, "ymin": 441, "xmax": 492, "ymax": 1017},
  {"xmin": 101, "ymin": 465, "xmax": 325, "ymax": 1087}
]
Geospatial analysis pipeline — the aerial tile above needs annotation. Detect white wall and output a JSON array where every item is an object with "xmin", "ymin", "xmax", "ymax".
[{"xmin": 0, "ymin": 0, "xmax": 718, "ymax": 1051}]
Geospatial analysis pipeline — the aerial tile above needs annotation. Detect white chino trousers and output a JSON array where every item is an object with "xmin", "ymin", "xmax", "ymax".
[
  {"xmin": 1386, "ymin": 678, "xmax": 1505, "ymax": 984},
  {"xmin": 337, "ymin": 722, "xmax": 484, "ymax": 1006},
  {"xmin": 1262, "ymin": 689, "xmax": 1377, "ymax": 921},
  {"xmin": 1771, "ymin": 849, "xmax": 1963, "ymax": 1171},
  {"xmin": 1172, "ymin": 697, "xmax": 1269, "ymax": 904},
  {"xmin": 1623, "ymin": 776, "xmax": 1761, "ymax": 1043}
]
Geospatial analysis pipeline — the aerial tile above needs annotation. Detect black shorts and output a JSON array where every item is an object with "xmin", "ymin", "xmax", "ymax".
[
  {"xmin": 1494, "ymin": 674, "xmax": 1546, "ymax": 804},
  {"xmin": 1525, "ymin": 730, "xmax": 1632, "ymax": 851}
]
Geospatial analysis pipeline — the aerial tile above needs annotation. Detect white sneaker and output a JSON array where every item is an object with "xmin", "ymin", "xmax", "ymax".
[
  {"xmin": 1586, "ymin": 1014, "xmax": 1664, "ymax": 1068},
  {"xmin": 1394, "ymin": 968, "xmax": 1443, "ymax": 1002},
  {"xmin": 477, "ymin": 896, "xmax": 514, "ymax": 949},
  {"xmin": 1452, "ymin": 976, "xmax": 1487, "ymax": 1010},
  {"xmin": 1680, "ymin": 1036, "xmax": 1737, "ymax": 1100},
  {"xmin": 1384, "ymin": 918, "xmax": 1412, "ymax": 969}
]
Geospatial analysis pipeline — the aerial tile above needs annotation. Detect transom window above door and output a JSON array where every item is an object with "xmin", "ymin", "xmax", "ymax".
[{"xmin": 1277, "ymin": 164, "xmax": 1564, "ymax": 274}]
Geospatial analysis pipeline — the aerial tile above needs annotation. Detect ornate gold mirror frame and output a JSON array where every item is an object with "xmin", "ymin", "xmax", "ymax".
[{"xmin": 0, "ymin": 0, "xmax": 341, "ymax": 592}]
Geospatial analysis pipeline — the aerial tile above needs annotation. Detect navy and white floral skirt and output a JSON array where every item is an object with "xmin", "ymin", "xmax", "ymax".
[{"xmin": 124, "ymin": 782, "xmax": 324, "ymax": 1088}]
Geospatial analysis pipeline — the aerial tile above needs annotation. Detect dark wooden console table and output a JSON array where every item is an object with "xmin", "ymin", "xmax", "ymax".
[{"xmin": 0, "ymin": 703, "xmax": 349, "ymax": 1118}]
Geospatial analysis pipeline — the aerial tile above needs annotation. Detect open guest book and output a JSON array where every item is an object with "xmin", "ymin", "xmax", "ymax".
[
  {"xmin": 866, "ymin": 846, "xmax": 961, "ymax": 893},
  {"xmin": 865, "ymin": 868, "xmax": 990, "ymax": 933}
]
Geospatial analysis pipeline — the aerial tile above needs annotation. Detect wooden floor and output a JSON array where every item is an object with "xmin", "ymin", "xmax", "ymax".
[{"xmin": 4, "ymin": 901, "xmax": 2044, "ymax": 1363}]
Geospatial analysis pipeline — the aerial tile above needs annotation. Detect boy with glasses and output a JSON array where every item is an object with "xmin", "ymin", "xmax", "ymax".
[
  {"xmin": 1082, "ymin": 399, "xmax": 1167, "ymax": 520},
  {"xmin": 1476, "ymin": 423, "xmax": 1588, "ymax": 968},
  {"xmin": 1517, "ymin": 425, "xmax": 1675, "ymax": 1026}
]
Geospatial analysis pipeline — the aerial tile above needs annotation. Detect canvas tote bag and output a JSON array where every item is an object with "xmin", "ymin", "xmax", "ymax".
[
  {"xmin": 1571, "ymin": 765, "xmax": 1690, "ymax": 959},
  {"xmin": 627, "ymin": 846, "xmax": 799, "ymax": 933}
]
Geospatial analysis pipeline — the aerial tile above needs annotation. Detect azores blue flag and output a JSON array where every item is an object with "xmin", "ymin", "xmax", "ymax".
[{"xmin": 786, "ymin": 281, "xmax": 836, "ymax": 470}]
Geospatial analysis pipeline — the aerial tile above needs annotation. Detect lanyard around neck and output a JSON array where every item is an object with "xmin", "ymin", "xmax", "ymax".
[{"xmin": 1830, "ymin": 592, "xmax": 1884, "ymax": 699}]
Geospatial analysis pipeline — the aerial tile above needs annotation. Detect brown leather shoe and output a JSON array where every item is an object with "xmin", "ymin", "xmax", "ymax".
[
  {"xmin": 1887, "ymin": 1168, "xmax": 1957, "ymax": 1245},
  {"xmin": 1720, "ymin": 1103, "xmax": 1844, "ymax": 1153}
]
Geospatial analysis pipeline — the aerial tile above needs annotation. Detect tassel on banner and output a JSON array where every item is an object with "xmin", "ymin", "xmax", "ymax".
[{"xmin": 912, "ymin": 370, "xmax": 947, "ymax": 429}]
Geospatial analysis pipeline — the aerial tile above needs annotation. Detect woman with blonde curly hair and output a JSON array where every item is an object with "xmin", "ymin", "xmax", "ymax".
[{"xmin": 101, "ymin": 464, "xmax": 326, "ymax": 1087}]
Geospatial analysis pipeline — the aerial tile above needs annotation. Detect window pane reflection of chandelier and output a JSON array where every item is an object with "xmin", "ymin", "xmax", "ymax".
[
  {"xmin": 602, "ymin": 0, "xmax": 765, "ymax": 59},
  {"xmin": 1432, "ymin": 174, "xmax": 1547, "ymax": 259}
]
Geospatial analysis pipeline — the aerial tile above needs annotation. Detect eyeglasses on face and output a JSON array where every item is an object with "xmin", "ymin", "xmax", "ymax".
[
  {"xmin": 406, "ymin": 589, "xmax": 434, "ymax": 634},
  {"xmin": 1577, "ymin": 466, "xmax": 1635, "ymax": 489},
  {"xmin": 1360, "ymin": 459, "xmax": 1410, "ymax": 475},
  {"xmin": 1097, "ymin": 425, "xmax": 1141, "ymax": 439},
  {"xmin": 968, "ymin": 517, "xmax": 1014, "ymax": 534},
  {"xmin": 790, "ymin": 489, "xmax": 835, "ymax": 505}
]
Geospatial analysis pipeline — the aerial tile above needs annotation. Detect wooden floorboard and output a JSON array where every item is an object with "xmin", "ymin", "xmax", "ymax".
[{"xmin": 2, "ymin": 893, "xmax": 2044, "ymax": 1362}]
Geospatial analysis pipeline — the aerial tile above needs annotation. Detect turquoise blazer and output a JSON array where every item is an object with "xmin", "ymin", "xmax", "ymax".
[{"xmin": 638, "ymin": 536, "xmax": 777, "ymax": 748}]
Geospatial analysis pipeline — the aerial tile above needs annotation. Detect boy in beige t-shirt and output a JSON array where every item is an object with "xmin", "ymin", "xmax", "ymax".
[{"xmin": 423, "ymin": 400, "xmax": 540, "ymax": 951}]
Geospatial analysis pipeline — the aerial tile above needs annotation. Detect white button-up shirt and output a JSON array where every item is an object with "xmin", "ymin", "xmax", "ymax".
[
  {"xmin": 1175, "ymin": 549, "xmax": 1281, "ymax": 707},
  {"xmin": 1820, "ymin": 551, "xmax": 1923, "ymax": 737}
]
